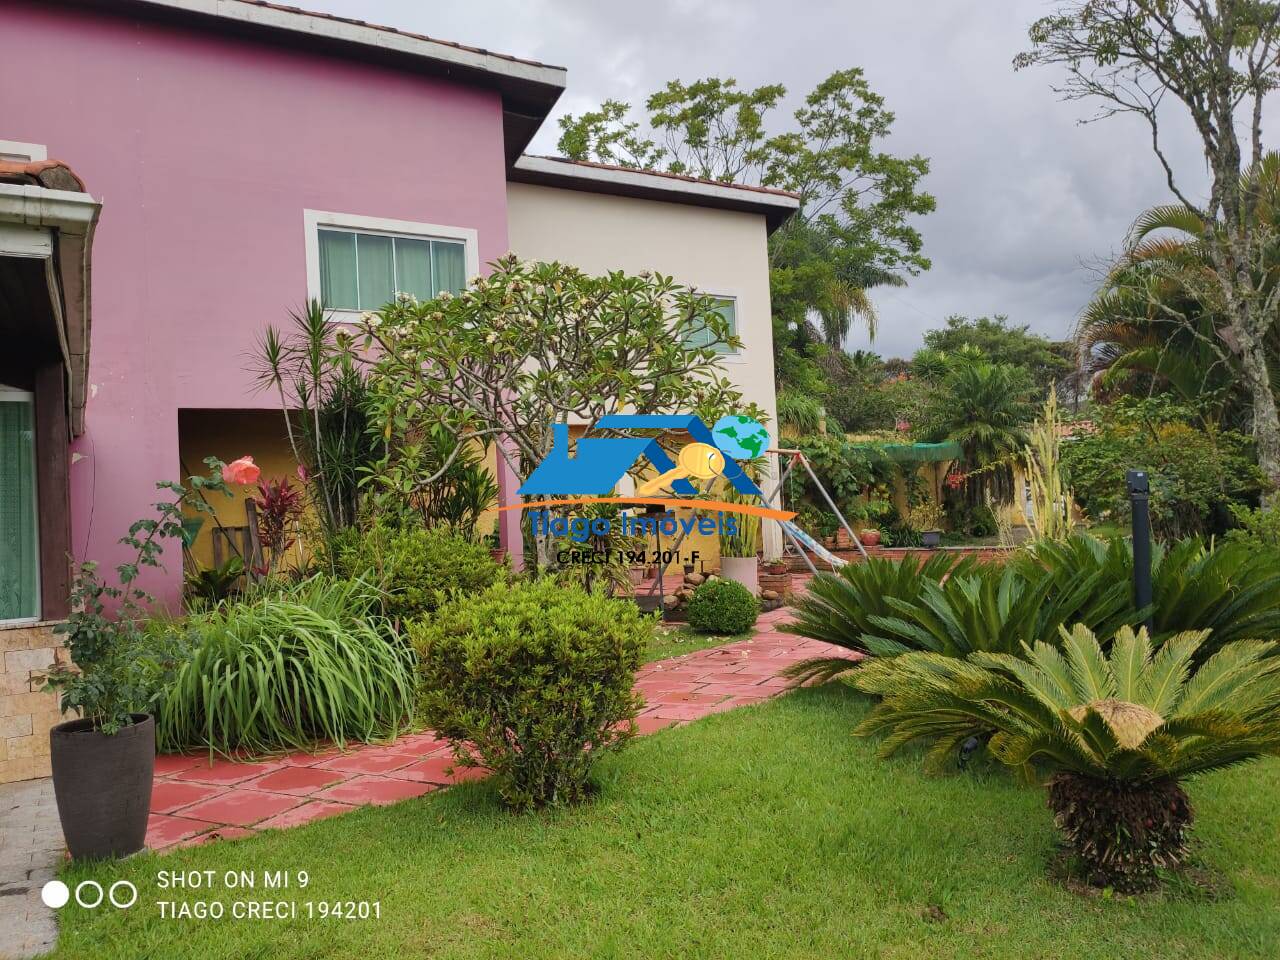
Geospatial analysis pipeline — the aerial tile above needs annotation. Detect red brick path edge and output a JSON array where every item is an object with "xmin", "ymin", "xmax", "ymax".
[{"xmin": 145, "ymin": 605, "xmax": 853, "ymax": 851}]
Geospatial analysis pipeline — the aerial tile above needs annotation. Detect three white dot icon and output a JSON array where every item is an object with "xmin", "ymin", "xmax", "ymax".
[{"xmin": 41, "ymin": 879, "xmax": 137, "ymax": 910}]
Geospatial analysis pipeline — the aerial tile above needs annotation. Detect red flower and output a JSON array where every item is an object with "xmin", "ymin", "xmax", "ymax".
[
  {"xmin": 221, "ymin": 456, "xmax": 261, "ymax": 486},
  {"xmin": 895, "ymin": 420, "xmax": 912, "ymax": 433}
]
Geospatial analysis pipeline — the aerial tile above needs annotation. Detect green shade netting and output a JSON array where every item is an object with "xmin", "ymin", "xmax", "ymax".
[{"xmin": 851, "ymin": 440, "xmax": 963, "ymax": 464}]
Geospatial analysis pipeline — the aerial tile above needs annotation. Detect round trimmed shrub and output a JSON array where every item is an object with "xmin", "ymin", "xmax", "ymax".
[
  {"xmin": 687, "ymin": 578, "xmax": 759, "ymax": 635},
  {"xmin": 410, "ymin": 579, "xmax": 647, "ymax": 810},
  {"xmin": 335, "ymin": 524, "xmax": 504, "ymax": 622}
]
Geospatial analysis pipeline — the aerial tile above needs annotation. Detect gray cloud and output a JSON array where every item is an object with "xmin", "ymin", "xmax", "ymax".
[{"xmin": 309, "ymin": 0, "xmax": 1264, "ymax": 359}]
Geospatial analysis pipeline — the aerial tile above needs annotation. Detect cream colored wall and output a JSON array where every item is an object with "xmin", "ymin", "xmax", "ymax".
[{"xmin": 506, "ymin": 182, "xmax": 783, "ymax": 557}]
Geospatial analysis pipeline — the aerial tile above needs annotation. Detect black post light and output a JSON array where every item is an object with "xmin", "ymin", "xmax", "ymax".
[{"xmin": 1127, "ymin": 469, "xmax": 1154, "ymax": 631}]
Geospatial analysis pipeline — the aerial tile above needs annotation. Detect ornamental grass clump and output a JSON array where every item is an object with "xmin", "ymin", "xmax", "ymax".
[
  {"xmin": 411, "ymin": 580, "xmax": 648, "ymax": 811},
  {"xmin": 157, "ymin": 576, "xmax": 415, "ymax": 755},
  {"xmin": 852, "ymin": 624, "xmax": 1280, "ymax": 892}
]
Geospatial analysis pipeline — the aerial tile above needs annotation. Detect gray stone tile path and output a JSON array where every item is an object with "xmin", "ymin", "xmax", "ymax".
[{"xmin": 0, "ymin": 779, "xmax": 62, "ymax": 959}]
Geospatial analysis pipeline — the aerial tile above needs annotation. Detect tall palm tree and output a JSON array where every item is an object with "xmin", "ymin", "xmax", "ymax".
[
  {"xmin": 1080, "ymin": 155, "xmax": 1280, "ymax": 430},
  {"xmin": 925, "ymin": 358, "xmax": 1034, "ymax": 501}
]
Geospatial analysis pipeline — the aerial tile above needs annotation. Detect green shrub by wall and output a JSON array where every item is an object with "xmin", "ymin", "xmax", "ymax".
[
  {"xmin": 335, "ymin": 524, "xmax": 504, "ymax": 622},
  {"xmin": 156, "ymin": 576, "xmax": 415, "ymax": 754}
]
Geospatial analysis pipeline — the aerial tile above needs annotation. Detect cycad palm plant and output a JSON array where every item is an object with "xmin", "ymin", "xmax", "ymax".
[
  {"xmin": 782, "ymin": 548, "xmax": 1140, "ymax": 681},
  {"xmin": 781, "ymin": 552, "xmax": 973, "ymax": 683},
  {"xmin": 853, "ymin": 625, "xmax": 1280, "ymax": 891}
]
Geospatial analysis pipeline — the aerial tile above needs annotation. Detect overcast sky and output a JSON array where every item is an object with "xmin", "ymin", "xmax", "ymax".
[{"xmin": 308, "ymin": 0, "xmax": 1229, "ymax": 359}]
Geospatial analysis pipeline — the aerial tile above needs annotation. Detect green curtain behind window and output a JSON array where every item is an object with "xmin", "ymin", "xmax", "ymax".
[
  {"xmin": 318, "ymin": 229, "xmax": 358, "ymax": 310},
  {"xmin": 357, "ymin": 233, "xmax": 395, "ymax": 309},
  {"xmin": 320, "ymin": 230, "xmax": 467, "ymax": 310},
  {"xmin": 394, "ymin": 237, "xmax": 434, "ymax": 301},
  {"xmin": 0, "ymin": 396, "xmax": 38, "ymax": 620},
  {"xmin": 432, "ymin": 240, "xmax": 466, "ymax": 295}
]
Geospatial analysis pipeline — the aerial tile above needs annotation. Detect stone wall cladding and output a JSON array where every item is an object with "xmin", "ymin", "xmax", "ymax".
[{"xmin": 0, "ymin": 623, "xmax": 68, "ymax": 783}]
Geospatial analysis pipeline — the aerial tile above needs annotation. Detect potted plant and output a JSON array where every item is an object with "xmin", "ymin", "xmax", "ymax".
[
  {"xmin": 44, "ymin": 457, "xmax": 242, "ymax": 859},
  {"xmin": 718, "ymin": 490, "xmax": 762, "ymax": 595},
  {"xmin": 907, "ymin": 502, "xmax": 945, "ymax": 549},
  {"xmin": 762, "ymin": 558, "xmax": 789, "ymax": 575},
  {"xmin": 484, "ymin": 522, "xmax": 504, "ymax": 562},
  {"xmin": 860, "ymin": 529, "xmax": 882, "ymax": 547}
]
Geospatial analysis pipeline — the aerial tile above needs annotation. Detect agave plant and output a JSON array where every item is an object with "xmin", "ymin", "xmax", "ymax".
[
  {"xmin": 782, "ymin": 548, "xmax": 1139, "ymax": 681},
  {"xmin": 853, "ymin": 625, "xmax": 1280, "ymax": 891}
]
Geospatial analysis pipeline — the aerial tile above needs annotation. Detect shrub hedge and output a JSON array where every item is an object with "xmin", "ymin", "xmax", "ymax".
[{"xmin": 334, "ymin": 523, "xmax": 504, "ymax": 622}]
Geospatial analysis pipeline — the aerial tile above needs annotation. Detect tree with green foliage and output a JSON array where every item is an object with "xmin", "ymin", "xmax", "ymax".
[
  {"xmin": 1018, "ymin": 0, "xmax": 1280, "ymax": 503},
  {"xmin": 557, "ymin": 70, "xmax": 934, "ymax": 362},
  {"xmin": 1061, "ymin": 396, "xmax": 1263, "ymax": 539},
  {"xmin": 351, "ymin": 257, "xmax": 754, "ymax": 569},
  {"xmin": 923, "ymin": 315, "xmax": 1074, "ymax": 399},
  {"xmin": 920, "ymin": 356, "xmax": 1036, "ymax": 501},
  {"xmin": 1079, "ymin": 158, "xmax": 1280, "ymax": 431}
]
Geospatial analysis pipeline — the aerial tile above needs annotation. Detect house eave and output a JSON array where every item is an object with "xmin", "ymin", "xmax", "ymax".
[
  {"xmin": 508, "ymin": 156, "xmax": 802, "ymax": 233},
  {"xmin": 53, "ymin": 0, "xmax": 567, "ymax": 162},
  {"xmin": 0, "ymin": 183, "xmax": 101, "ymax": 438}
]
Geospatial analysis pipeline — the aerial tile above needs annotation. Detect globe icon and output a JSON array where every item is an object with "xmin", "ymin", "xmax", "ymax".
[{"xmin": 712, "ymin": 414, "xmax": 769, "ymax": 460}]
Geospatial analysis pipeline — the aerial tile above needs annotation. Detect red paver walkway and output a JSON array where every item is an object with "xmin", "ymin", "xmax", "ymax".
[{"xmin": 145, "ymin": 603, "xmax": 852, "ymax": 850}]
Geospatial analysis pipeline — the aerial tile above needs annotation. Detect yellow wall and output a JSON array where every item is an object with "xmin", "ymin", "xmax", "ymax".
[{"xmin": 177, "ymin": 410, "xmax": 305, "ymax": 572}]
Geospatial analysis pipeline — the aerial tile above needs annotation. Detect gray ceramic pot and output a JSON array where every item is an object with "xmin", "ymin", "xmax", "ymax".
[{"xmin": 50, "ymin": 714, "xmax": 154, "ymax": 860}]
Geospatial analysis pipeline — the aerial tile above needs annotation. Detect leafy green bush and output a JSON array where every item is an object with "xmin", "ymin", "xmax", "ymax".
[
  {"xmin": 852, "ymin": 625, "xmax": 1280, "ymax": 891},
  {"xmin": 1226, "ymin": 504, "xmax": 1280, "ymax": 551},
  {"xmin": 334, "ymin": 523, "xmax": 505, "ymax": 622},
  {"xmin": 156, "ymin": 576, "xmax": 415, "ymax": 754},
  {"xmin": 412, "ymin": 580, "xmax": 647, "ymax": 810},
  {"xmin": 1060, "ymin": 397, "xmax": 1262, "ymax": 539},
  {"xmin": 687, "ymin": 578, "xmax": 760, "ymax": 635}
]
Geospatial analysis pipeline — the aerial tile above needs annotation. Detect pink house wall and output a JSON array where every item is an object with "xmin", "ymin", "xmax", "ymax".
[{"xmin": 2, "ymin": 2, "xmax": 513, "ymax": 606}]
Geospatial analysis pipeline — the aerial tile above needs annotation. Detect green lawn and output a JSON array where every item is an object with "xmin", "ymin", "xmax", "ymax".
[
  {"xmin": 643, "ymin": 623, "xmax": 751, "ymax": 663},
  {"xmin": 55, "ymin": 687, "xmax": 1280, "ymax": 959}
]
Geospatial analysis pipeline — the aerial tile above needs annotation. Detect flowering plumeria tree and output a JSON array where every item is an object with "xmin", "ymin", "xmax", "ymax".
[{"xmin": 352, "ymin": 256, "xmax": 761, "ymax": 567}]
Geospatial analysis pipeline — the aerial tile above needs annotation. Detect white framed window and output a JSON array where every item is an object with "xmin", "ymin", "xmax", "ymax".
[
  {"xmin": 0, "ymin": 385, "xmax": 40, "ymax": 624},
  {"xmin": 684, "ymin": 294, "xmax": 741, "ymax": 358},
  {"xmin": 0, "ymin": 140, "xmax": 48, "ymax": 163},
  {"xmin": 303, "ymin": 210, "xmax": 479, "ymax": 318}
]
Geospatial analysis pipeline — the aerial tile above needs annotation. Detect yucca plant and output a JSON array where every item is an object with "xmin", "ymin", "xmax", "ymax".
[
  {"xmin": 853, "ymin": 625, "xmax": 1280, "ymax": 891},
  {"xmin": 781, "ymin": 552, "xmax": 973, "ymax": 683},
  {"xmin": 156, "ymin": 576, "xmax": 415, "ymax": 755}
]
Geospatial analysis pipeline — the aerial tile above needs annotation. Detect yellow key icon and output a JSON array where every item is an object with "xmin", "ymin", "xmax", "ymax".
[{"xmin": 636, "ymin": 442, "xmax": 725, "ymax": 496}]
